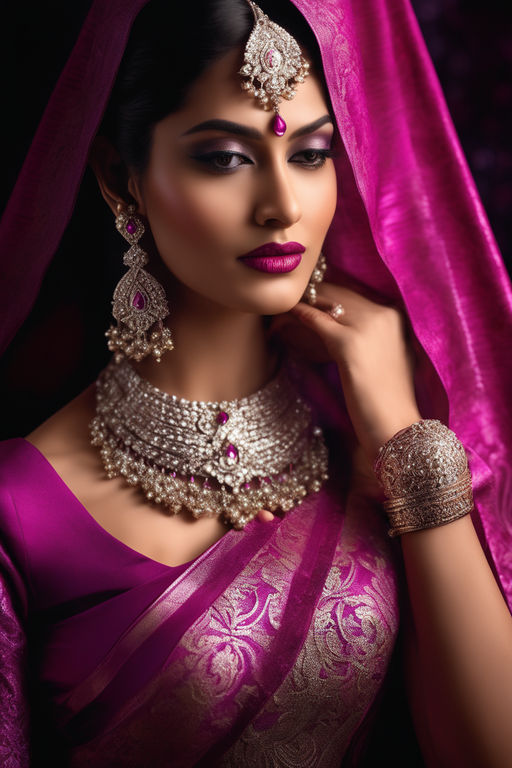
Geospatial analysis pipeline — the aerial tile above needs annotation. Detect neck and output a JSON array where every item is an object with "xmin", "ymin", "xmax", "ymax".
[{"xmin": 133, "ymin": 289, "xmax": 277, "ymax": 402}]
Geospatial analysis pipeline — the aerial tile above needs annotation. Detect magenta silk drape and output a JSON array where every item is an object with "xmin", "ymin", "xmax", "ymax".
[
  {"xmin": 1, "ymin": 0, "xmax": 512, "ymax": 764},
  {"xmin": 294, "ymin": 0, "xmax": 512, "ymax": 603},
  {"xmin": 0, "ymin": 439, "xmax": 398, "ymax": 765},
  {"xmin": 1, "ymin": 0, "xmax": 511, "ymax": 603}
]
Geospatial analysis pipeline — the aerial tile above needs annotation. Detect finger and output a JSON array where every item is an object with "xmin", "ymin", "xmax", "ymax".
[
  {"xmin": 257, "ymin": 508, "xmax": 275, "ymax": 523},
  {"xmin": 289, "ymin": 302, "xmax": 351, "ymax": 358},
  {"xmin": 290, "ymin": 300, "xmax": 349, "ymax": 334},
  {"xmin": 322, "ymin": 301, "xmax": 346, "ymax": 321},
  {"xmin": 303, "ymin": 292, "xmax": 345, "ymax": 314}
]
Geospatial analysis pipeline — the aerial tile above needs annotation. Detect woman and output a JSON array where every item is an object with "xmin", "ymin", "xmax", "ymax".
[{"xmin": 1, "ymin": 0, "xmax": 512, "ymax": 765}]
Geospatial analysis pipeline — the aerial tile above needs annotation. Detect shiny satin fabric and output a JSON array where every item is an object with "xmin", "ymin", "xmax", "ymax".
[
  {"xmin": 0, "ymin": 439, "xmax": 398, "ymax": 765},
  {"xmin": 293, "ymin": 0, "xmax": 512, "ymax": 605},
  {"xmin": 0, "ymin": 0, "xmax": 511, "ymax": 764},
  {"xmin": 69, "ymin": 495, "xmax": 398, "ymax": 767},
  {"xmin": 1, "ymin": 0, "xmax": 511, "ymax": 607}
]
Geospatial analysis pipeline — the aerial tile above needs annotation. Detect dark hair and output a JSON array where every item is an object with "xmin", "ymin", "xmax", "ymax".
[{"xmin": 101, "ymin": 0, "xmax": 324, "ymax": 171}]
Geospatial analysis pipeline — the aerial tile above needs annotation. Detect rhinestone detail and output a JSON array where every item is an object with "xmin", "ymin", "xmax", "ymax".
[{"xmin": 90, "ymin": 359, "xmax": 329, "ymax": 529}]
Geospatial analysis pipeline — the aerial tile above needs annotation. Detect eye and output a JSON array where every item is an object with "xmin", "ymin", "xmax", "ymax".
[
  {"xmin": 192, "ymin": 151, "xmax": 253, "ymax": 174},
  {"xmin": 290, "ymin": 149, "xmax": 333, "ymax": 169}
]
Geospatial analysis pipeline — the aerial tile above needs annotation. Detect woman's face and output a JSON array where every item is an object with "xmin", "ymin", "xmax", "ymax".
[{"xmin": 131, "ymin": 47, "xmax": 337, "ymax": 316}]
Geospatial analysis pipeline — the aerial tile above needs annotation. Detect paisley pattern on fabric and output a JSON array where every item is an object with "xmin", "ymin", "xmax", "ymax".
[
  {"xmin": 69, "ymin": 493, "xmax": 397, "ymax": 768},
  {"xmin": 219, "ymin": 503, "xmax": 398, "ymax": 767},
  {"xmin": 2, "ymin": 0, "xmax": 511, "ymax": 762}
]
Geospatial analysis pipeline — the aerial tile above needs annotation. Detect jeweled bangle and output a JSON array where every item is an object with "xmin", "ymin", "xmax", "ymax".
[{"xmin": 373, "ymin": 420, "xmax": 474, "ymax": 537}]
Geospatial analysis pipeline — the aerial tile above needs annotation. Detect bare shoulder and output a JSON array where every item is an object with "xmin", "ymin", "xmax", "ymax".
[
  {"xmin": 26, "ymin": 384, "xmax": 96, "ymax": 460},
  {"xmin": 24, "ymin": 379, "xmax": 230, "ymax": 569},
  {"xmin": 25, "ymin": 383, "xmax": 103, "ymax": 499}
]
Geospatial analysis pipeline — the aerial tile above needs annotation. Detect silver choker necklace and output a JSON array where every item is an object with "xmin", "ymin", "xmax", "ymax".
[{"xmin": 90, "ymin": 358, "xmax": 328, "ymax": 528}]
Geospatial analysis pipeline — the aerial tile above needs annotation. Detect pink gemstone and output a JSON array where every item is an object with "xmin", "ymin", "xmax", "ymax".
[
  {"xmin": 126, "ymin": 219, "xmax": 137, "ymax": 235},
  {"xmin": 225, "ymin": 444, "xmax": 238, "ymax": 460},
  {"xmin": 272, "ymin": 113, "xmax": 286, "ymax": 137},
  {"xmin": 189, "ymin": 475, "xmax": 195, "ymax": 483},
  {"xmin": 171, "ymin": 471, "xmax": 176, "ymax": 478},
  {"xmin": 264, "ymin": 476, "xmax": 272, "ymax": 484},
  {"xmin": 203, "ymin": 479, "xmax": 211, "ymax": 489},
  {"xmin": 132, "ymin": 291, "xmax": 146, "ymax": 310},
  {"xmin": 243, "ymin": 482, "xmax": 252, "ymax": 490},
  {"xmin": 266, "ymin": 49, "xmax": 275, "ymax": 67},
  {"xmin": 216, "ymin": 411, "xmax": 229, "ymax": 425}
]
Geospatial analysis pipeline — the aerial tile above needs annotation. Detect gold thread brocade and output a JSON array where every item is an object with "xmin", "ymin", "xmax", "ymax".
[
  {"xmin": 69, "ymin": 491, "xmax": 398, "ymax": 768},
  {"xmin": 218, "ymin": 498, "xmax": 398, "ymax": 767}
]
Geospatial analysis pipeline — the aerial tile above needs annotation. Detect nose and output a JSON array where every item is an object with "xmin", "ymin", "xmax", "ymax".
[{"xmin": 253, "ymin": 160, "xmax": 301, "ymax": 228}]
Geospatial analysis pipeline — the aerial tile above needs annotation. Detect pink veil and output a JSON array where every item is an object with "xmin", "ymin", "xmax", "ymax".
[{"xmin": 1, "ymin": 0, "xmax": 511, "ymax": 606}]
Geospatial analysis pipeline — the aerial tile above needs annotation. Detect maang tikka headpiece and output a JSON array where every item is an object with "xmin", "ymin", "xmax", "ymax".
[{"xmin": 239, "ymin": 1, "xmax": 310, "ymax": 136}]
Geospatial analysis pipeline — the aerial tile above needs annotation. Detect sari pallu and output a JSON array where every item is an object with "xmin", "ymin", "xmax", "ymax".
[
  {"xmin": 1, "ymin": 0, "xmax": 511, "ymax": 607},
  {"xmin": 39, "ymin": 487, "xmax": 398, "ymax": 767}
]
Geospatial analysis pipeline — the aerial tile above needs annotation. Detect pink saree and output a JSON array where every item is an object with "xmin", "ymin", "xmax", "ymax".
[
  {"xmin": 1, "ymin": 0, "xmax": 512, "ymax": 764},
  {"xmin": 0, "ymin": 439, "xmax": 398, "ymax": 765}
]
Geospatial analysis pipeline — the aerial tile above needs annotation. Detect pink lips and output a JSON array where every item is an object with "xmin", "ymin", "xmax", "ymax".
[{"xmin": 238, "ymin": 242, "xmax": 305, "ymax": 274}]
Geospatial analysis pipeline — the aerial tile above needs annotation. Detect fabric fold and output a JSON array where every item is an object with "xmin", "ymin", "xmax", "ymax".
[
  {"xmin": 61, "ymin": 514, "xmax": 279, "ymax": 742},
  {"xmin": 196, "ymin": 490, "xmax": 344, "ymax": 764}
]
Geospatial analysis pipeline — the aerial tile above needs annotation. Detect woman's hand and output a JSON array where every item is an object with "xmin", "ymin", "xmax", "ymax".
[
  {"xmin": 272, "ymin": 282, "xmax": 421, "ymax": 462},
  {"xmin": 272, "ymin": 285, "xmax": 512, "ymax": 768}
]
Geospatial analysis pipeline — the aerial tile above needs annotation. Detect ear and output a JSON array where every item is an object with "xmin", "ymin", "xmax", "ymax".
[{"xmin": 88, "ymin": 136, "xmax": 146, "ymax": 216}]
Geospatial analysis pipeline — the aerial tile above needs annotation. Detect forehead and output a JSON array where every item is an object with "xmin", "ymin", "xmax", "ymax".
[{"xmin": 161, "ymin": 47, "xmax": 331, "ymax": 136}]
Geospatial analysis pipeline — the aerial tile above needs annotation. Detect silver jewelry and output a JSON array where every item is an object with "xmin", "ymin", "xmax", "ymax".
[
  {"xmin": 374, "ymin": 420, "xmax": 473, "ymax": 537},
  {"xmin": 328, "ymin": 303, "xmax": 345, "ymax": 320},
  {"xmin": 105, "ymin": 205, "xmax": 174, "ymax": 364},
  {"xmin": 239, "ymin": 1, "xmax": 310, "ymax": 136},
  {"xmin": 303, "ymin": 252, "xmax": 327, "ymax": 305},
  {"xmin": 90, "ymin": 358, "xmax": 329, "ymax": 529}
]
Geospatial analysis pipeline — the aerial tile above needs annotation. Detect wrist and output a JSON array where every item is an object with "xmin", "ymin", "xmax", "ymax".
[
  {"xmin": 373, "ymin": 420, "xmax": 474, "ymax": 537},
  {"xmin": 359, "ymin": 409, "xmax": 422, "ymax": 464}
]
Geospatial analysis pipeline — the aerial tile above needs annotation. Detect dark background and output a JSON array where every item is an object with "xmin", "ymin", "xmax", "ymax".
[
  {"xmin": 1, "ymin": 0, "xmax": 511, "ymax": 437},
  {"xmin": 411, "ymin": 0, "xmax": 512, "ymax": 274}
]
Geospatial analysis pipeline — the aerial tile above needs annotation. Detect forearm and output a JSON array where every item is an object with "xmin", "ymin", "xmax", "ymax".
[
  {"xmin": 289, "ymin": 291, "xmax": 512, "ymax": 763},
  {"xmin": 402, "ymin": 514, "xmax": 512, "ymax": 767}
]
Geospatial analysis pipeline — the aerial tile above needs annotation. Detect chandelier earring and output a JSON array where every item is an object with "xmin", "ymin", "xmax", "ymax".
[
  {"xmin": 105, "ymin": 204, "xmax": 174, "ymax": 363},
  {"xmin": 303, "ymin": 252, "xmax": 327, "ymax": 305}
]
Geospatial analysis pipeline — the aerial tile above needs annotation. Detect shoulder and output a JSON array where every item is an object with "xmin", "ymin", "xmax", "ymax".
[
  {"xmin": 0, "ymin": 439, "xmax": 49, "ymax": 509},
  {"xmin": 26, "ymin": 382, "xmax": 96, "ymax": 465},
  {"xmin": 0, "ymin": 382, "xmax": 100, "ymax": 521},
  {"xmin": 23, "ymin": 381, "xmax": 105, "ymax": 508},
  {"xmin": 0, "ymin": 441, "xmax": 41, "ymax": 612},
  {"xmin": 0, "ymin": 383, "xmax": 104, "ymax": 610}
]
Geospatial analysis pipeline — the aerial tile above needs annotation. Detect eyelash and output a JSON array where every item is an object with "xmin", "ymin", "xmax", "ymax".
[{"xmin": 192, "ymin": 148, "xmax": 333, "ymax": 174}]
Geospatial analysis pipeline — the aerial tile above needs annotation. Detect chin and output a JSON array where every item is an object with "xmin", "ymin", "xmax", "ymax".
[{"xmin": 232, "ymin": 286, "xmax": 308, "ymax": 316}]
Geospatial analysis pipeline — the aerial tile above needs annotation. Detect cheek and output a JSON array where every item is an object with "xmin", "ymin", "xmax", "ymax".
[
  {"xmin": 302, "ymin": 166, "xmax": 337, "ymax": 237},
  {"xmin": 143, "ymin": 164, "xmax": 248, "ymax": 250}
]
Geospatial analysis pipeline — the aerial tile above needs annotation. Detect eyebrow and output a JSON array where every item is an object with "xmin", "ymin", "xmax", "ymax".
[{"xmin": 181, "ymin": 115, "xmax": 333, "ymax": 140}]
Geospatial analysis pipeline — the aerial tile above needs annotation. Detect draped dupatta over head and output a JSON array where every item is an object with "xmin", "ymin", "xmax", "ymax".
[
  {"xmin": 1, "ymin": 0, "xmax": 511, "ymax": 600},
  {"xmin": 1, "ymin": 0, "xmax": 512, "ymax": 764}
]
